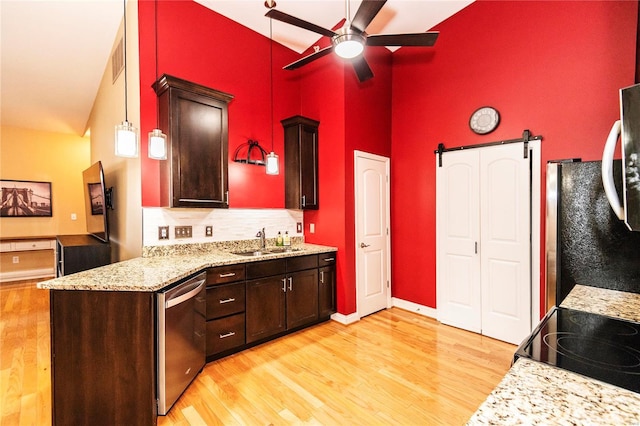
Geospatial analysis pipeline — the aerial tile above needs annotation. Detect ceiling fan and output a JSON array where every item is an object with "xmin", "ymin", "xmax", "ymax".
[{"xmin": 265, "ymin": 0, "xmax": 439, "ymax": 82}]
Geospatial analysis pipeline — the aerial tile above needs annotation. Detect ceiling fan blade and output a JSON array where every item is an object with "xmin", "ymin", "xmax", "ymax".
[
  {"xmin": 350, "ymin": 0, "xmax": 387, "ymax": 33},
  {"xmin": 283, "ymin": 45, "xmax": 335, "ymax": 70},
  {"xmin": 266, "ymin": 9, "xmax": 336, "ymax": 38},
  {"xmin": 351, "ymin": 56, "xmax": 374, "ymax": 82},
  {"xmin": 366, "ymin": 32, "xmax": 439, "ymax": 47}
]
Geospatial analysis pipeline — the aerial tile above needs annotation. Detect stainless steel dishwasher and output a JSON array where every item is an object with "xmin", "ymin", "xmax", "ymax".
[{"xmin": 157, "ymin": 271, "xmax": 206, "ymax": 415}]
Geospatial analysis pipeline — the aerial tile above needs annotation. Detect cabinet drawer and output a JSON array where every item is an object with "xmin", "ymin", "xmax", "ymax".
[
  {"xmin": 286, "ymin": 254, "xmax": 318, "ymax": 272},
  {"xmin": 246, "ymin": 258, "xmax": 286, "ymax": 279},
  {"xmin": 206, "ymin": 282, "xmax": 245, "ymax": 320},
  {"xmin": 206, "ymin": 313, "xmax": 245, "ymax": 356},
  {"xmin": 0, "ymin": 242, "xmax": 12, "ymax": 252},
  {"xmin": 14, "ymin": 240, "xmax": 55, "ymax": 251},
  {"xmin": 318, "ymin": 253, "xmax": 337, "ymax": 266},
  {"xmin": 207, "ymin": 264, "xmax": 245, "ymax": 285}
]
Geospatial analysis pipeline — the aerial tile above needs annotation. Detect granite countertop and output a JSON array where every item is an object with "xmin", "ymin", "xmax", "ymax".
[
  {"xmin": 37, "ymin": 242, "xmax": 337, "ymax": 292},
  {"xmin": 468, "ymin": 284, "xmax": 640, "ymax": 425}
]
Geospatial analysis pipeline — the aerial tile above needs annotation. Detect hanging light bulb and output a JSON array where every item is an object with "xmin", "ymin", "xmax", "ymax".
[
  {"xmin": 148, "ymin": 0, "xmax": 167, "ymax": 160},
  {"xmin": 266, "ymin": 15, "xmax": 279, "ymax": 175},
  {"xmin": 115, "ymin": 0, "xmax": 139, "ymax": 158}
]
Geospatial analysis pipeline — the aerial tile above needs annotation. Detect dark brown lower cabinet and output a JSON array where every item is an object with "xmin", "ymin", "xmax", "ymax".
[
  {"xmin": 50, "ymin": 290, "xmax": 156, "ymax": 426},
  {"xmin": 319, "ymin": 264, "xmax": 336, "ymax": 318},
  {"xmin": 286, "ymin": 269, "xmax": 319, "ymax": 329},
  {"xmin": 246, "ymin": 275, "xmax": 287, "ymax": 343}
]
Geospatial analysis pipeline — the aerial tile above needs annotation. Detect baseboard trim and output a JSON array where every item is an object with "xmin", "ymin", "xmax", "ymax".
[
  {"xmin": 0, "ymin": 268, "xmax": 55, "ymax": 283},
  {"xmin": 392, "ymin": 297, "xmax": 437, "ymax": 319},
  {"xmin": 330, "ymin": 312, "xmax": 360, "ymax": 325}
]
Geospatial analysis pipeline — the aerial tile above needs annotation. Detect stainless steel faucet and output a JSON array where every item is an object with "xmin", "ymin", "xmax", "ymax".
[{"xmin": 256, "ymin": 228, "xmax": 266, "ymax": 250}]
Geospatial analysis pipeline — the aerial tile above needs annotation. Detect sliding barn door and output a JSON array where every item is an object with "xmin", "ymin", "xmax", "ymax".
[
  {"xmin": 436, "ymin": 149, "xmax": 481, "ymax": 333},
  {"xmin": 436, "ymin": 143, "xmax": 531, "ymax": 345}
]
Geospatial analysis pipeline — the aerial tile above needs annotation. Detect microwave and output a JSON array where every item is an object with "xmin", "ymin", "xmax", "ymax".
[{"xmin": 602, "ymin": 82, "xmax": 640, "ymax": 231}]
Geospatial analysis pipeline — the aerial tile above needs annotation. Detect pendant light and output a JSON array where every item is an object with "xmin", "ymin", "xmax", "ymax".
[
  {"xmin": 115, "ymin": 0, "xmax": 139, "ymax": 158},
  {"xmin": 265, "ymin": 11, "xmax": 279, "ymax": 175},
  {"xmin": 148, "ymin": 0, "xmax": 167, "ymax": 160}
]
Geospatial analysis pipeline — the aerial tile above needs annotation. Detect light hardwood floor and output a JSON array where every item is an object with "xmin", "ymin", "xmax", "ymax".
[{"xmin": 1, "ymin": 279, "xmax": 515, "ymax": 425}]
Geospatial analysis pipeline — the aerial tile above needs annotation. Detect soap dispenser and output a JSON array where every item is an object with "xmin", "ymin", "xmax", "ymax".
[
  {"xmin": 283, "ymin": 231, "xmax": 291, "ymax": 247},
  {"xmin": 276, "ymin": 231, "xmax": 283, "ymax": 246}
]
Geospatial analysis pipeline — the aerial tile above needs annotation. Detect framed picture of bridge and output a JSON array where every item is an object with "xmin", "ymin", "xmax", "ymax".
[{"xmin": 0, "ymin": 179, "xmax": 52, "ymax": 217}]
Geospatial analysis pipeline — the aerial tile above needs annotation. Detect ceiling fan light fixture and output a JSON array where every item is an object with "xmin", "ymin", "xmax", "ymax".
[{"xmin": 333, "ymin": 29, "xmax": 365, "ymax": 59}]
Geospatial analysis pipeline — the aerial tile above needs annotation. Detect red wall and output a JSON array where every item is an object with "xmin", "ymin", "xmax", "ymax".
[
  {"xmin": 138, "ymin": 1, "xmax": 300, "ymax": 208},
  {"xmin": 391, "ymin": 0, "xmax": 638, "ymax": 315}
]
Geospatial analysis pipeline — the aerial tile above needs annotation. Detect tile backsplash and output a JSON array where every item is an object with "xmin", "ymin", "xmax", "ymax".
[{"xmin": 142, "ymin": 207, "xmax": 303, "ymax": 247}]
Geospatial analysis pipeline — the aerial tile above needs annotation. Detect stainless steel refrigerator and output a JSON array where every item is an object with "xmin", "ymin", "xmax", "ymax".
[{"xmin": 546, "ymin": 159, "xmax": 640, "ymax": 310}]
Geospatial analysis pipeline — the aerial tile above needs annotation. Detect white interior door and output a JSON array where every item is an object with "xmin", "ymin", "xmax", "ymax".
[
  {"xmin": 355, "ymin": 151, "xmax": 390, "ymax": 318},
  {"xmin": 436, "ymin": 149, "xmax": 481, "ymax": 332},
  {"xmin": 436, "ymin": 143, "xmax": 532, "ymax": 345},
  {"xmin": 480, "ymin": 144, "xmax": 531, "ymax": 343}
]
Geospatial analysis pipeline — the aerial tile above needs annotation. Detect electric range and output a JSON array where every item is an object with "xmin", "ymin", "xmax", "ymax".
[{"xmin": 515, "ymin": 306, "xmax": 640, "ymax": 394}]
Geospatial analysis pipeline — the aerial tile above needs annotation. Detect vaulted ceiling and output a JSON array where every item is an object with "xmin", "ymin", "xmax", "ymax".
[{"xmin": 0, "ymin": 0, "xmax": 471, "ymax": 136}]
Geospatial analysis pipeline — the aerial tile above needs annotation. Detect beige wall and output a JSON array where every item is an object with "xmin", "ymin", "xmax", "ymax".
[
  {"xmin": 87, "ymin": 0, "xmax": 142, "ymax": 261},
  {"xmin": 0, "ymin": 125, "xmax": 90, "ymax": 238}
]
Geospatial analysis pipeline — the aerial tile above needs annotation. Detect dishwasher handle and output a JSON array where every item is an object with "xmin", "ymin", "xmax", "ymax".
[{"xmin": 165, "ymin": 278, "xmax": 206, "ymax": 309}]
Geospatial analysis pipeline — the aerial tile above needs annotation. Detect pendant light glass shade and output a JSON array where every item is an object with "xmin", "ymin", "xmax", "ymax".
[
  {"xmin": 266, "ymin": 151, "xmax": 279, "ymax": 175},
  {"xmin": 148, "ymin": 128, "xmax": 167, "ymax": 160},
  {"xmin": 115, "ymin": 120, "xmax": 139, "ymax": 158}
]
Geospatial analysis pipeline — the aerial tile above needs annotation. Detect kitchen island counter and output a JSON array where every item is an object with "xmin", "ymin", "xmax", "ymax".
[
  {"xmin": 468, "ymin": 284, "xmax": 640, "ymax": 424},
  {"xmin": 37, "ymin": 242, "xmax": 337, "ymax": 292}
]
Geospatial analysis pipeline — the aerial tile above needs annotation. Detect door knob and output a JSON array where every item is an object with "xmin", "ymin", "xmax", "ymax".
[{"xmin": 360, "ymin": 243, "xmax": 370, "ymax": 248}]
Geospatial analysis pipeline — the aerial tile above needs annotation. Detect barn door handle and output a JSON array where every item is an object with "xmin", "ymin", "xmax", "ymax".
[{"xmin": 360, "ymin": 243, "xmax": 370, "ymax": 248}]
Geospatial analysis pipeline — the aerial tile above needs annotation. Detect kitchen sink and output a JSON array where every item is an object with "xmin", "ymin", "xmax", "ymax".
[{"xmin": 232, "ymin": 247, "xmax": 303, "ymax": 256}]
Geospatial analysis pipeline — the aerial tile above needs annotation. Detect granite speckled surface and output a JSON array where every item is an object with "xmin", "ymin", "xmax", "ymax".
[
  {"xmin": 468, "ymin": 285, "xmax": 640, "ymax": 424},
  {"xmin": 37, "ymin": 242, "xmax": 336, "ymax": 292},
  {"xmin": 560, "ymin": 284, "xmax": 640, "ymax": 323},
  {"xmin": 467, "ymin": 358, "xmax": 640, "ymax": 425}
]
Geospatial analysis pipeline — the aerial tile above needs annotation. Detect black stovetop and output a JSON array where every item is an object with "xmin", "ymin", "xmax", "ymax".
[{"xmin": 515, "ymin": 306, "xmax": 640, "ymax": 394}]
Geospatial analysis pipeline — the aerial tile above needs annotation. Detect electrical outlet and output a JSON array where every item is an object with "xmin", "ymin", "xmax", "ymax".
[
  {"xmin": 158, "ymin": 226, "xmax": 170, "ymax": 240},
  {"xmin": 296, "ymin": 222, "xmax": 303, "ymax": 233},
  {"xmin": 310, "ymin": 223, "xmax": 315, "ymax": 233},
  {"xmin": 12, "ymin": 256, "xmax": 19, "ymax": 264},
  {"xmin": 175, "ymin": 225, "xmax": 192, "ymax": 239},
  {"xmin": 205, "ymin": 225, "xmax": 213, "ymax": 237}
]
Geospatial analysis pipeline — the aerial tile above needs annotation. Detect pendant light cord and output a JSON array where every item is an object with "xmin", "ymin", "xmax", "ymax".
[
  {"xmin": 270, "ymin": 17, "xmax": 274, "ymax": 152},
  {"xmin": 123, "ymin": 0, "xmax": 129, "ymax": 122},
  {"xmin": 155, "ymin": 0, "xmax": 160, "ymax": 128}
]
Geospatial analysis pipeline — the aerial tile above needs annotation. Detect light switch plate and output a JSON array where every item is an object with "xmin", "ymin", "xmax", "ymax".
[
  {"xmin": 296, "ymin": 222, "xmax": 303, "ymax": 233},
  {"xmin": 175, "ymin": 225, "xmax": 192, "ymax": 239}
]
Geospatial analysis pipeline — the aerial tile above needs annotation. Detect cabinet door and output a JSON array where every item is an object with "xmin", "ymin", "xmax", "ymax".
[
  {"xmin": 246, "ymin": 276, "xmax": 286, "ymax": 343},
  {"xmin": 171, "ymin": 89, "xmax": 228, "ymax": 208},
  {"xmin": 283, "ymin": 116, "xmax": 319, "ymax": 210},
  {"xmin": 299, "ymin": 124, "xmax": 319, "ymax": 209},
  {"xmin": 155, "ymin": 75, "xmax": 233, "ymax": 209},
  {"xmin": 318, "ymin": 265, "xmax": 336, "ymax": 319},
  {"xmin": 286, "ymin": 269, "xmax": 319, "ymax": 329}
]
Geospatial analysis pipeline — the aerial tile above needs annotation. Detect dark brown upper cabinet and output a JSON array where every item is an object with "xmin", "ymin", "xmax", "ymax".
[
  {"xmin": 282, "ymin": 115, "xmax": 319, "ymax": 210},
  {"xmin": 154, "ymin": 74, "xmax": 233, "ymax": 208}
]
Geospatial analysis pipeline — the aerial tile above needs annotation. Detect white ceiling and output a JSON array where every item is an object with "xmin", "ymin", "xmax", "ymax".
[{"xmin": 0, "ymin": 0, "xmax": 471, "ymax": 136}]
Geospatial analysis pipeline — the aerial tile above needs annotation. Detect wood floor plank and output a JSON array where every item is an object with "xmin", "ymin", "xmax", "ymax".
[{"xmin": 2, "ymin": 279, "xmax": 515, "ymax": 425}]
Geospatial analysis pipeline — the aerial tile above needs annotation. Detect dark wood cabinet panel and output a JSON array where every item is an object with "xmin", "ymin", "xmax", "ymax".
[
  {"xmin": 246, "ymin": 258, "xmax": 286, "ymax": 280},
  {"xmin": 286, "ymin": 254, "xmax": 318, "ymax": 272},
  {"xmin": 319, "ymin": 265, "xmax": 336, "ymax": 319},
  {"xmin": 286, "ymin": 269, "xmax": 319, "ymax": 329},
  {"xmin": 206, "ymin": 313, "xmax": 245, "ymax": 356},
  {"xmin": 206, "ymin": 282, "xmax": 245, "ymax": 320},
  {"xmin": 246, "ymin": 276, "xmax": 287, "ymax": 343},
  {"xmin": 207, "ymin": 264, "xmax": 245, "ymax": 285},
  {"xmin": 50, "ymin": 290, "xmax": 156, "ymax": 426},
  {"xmin": 154, "ymin": 74, "xmax": 233, "ymax": 208},
  {"xmin": 282, "ymin": 115, "xmax": 319, "ymax": 210},
  {"xmin": 56, "ymin": 234, "xmax": 110, "ymax": 277}
]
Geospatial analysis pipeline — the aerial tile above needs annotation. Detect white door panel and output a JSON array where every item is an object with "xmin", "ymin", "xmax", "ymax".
[
  {"xmin": 437, "ymin": 143, "xmax": 532, "ymax": 345},
  {"xmin": 355, "ymin": 152, "xmax": 390, "ymax": 318},
  {"xmin": 436, "ymin": 149, "xmax": 481, "ymax": 331}
]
